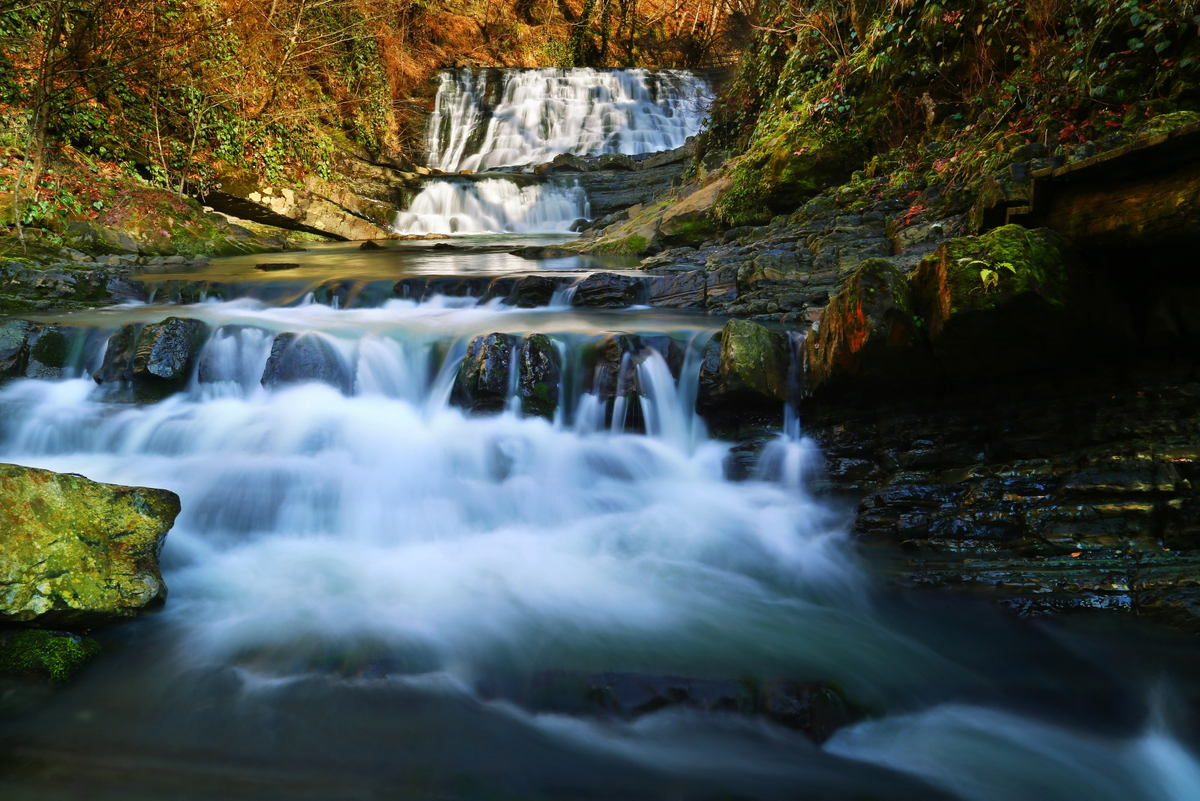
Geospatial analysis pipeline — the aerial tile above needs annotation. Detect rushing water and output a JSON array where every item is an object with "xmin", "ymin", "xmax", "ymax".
[
  {"xmin": 2, "ymin": 240, "xmax": 1200, "ymax": 800},
  {"xmin": 394, "ymin": 68, "xmax": 711, "ymax": 235}
]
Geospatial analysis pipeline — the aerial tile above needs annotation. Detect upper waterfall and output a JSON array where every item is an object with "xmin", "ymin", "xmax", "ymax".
[{"xmin": 425, "ymin": 68, "xmax": 713, "ymax": 173}]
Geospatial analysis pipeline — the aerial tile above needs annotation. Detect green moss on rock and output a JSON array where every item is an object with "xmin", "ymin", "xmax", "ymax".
[{"xmin": 0, "ymin": 630, "xmax": 100, "ymax": 683}]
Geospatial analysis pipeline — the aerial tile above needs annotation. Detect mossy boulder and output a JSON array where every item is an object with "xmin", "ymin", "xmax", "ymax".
[
  {"xmin": 715, "ymin": 127, "xmax": 864, "ymax": 227},
  {"xmin": 910, "ymin": 225, "xmax": 1076, "ymax": 375},
  {"xmin": 25, "ymin": 325, "xmax": 78, "ymax": 379},
  {"xmin": 700, "ymin": 319, "xmax": 791, "ymax": 407},
  {"xmin": 0, "ymin": 463, "xmax": 180, "ymax": 627},
  {"xmin": 803, "ymin": 258, "xmax": 937, "ymax": 395},
  {"xmin": 0, "ymin": 629, "xmax": 100, "ymax": 683}
]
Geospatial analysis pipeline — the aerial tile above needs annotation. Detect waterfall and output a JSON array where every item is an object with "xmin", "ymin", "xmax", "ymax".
[
  {"xmin": 393, "ymin": 178, "xmax": 589, "ymax": 235},
  {"xmin": 425, "ymin": 68, "xmax": 713, "ymax": 173}
]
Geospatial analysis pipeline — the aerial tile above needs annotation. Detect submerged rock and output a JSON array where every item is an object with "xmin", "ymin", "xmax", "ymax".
[
  {"xmin": 0, "ymin": 463, "xmax": 180, "ymax": 627},
  {"xmin": 260, "ymin": 332, "xmax": 350, "ymax": 393},
  {"xmin": 0, "ymin": 630, "xmax": 101, "ymax": 683},
  {"xmin": 451, "ymin": 333, "xmax": 517, "ymax": 413}
]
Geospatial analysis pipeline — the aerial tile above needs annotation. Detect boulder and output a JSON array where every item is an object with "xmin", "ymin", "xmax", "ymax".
[
  {"xmin": 802, "ymin": 258, "xmax": 936, "ymax": 395},
  {"xmin": 646, "ymin": 270, "xmax": 706, "ymax": 309},
  {"xmin": 570, "ymin": 273, "xmax": 644, "ymax": 308},
  {"xmin": 260, "ymin": 332, "xmax": 350, "ymax": 392},
  {"xmin": 700, "ymin": 319, "xmax": 792, "ymax": 407},
  {"xmin": 658, "ymin": 178, "xmax": 726, "ymax": 245},
  {"xmin": 507, "ymin": 275, "xmax": 572, "ymax": 308},
  {"xmin": 451, "ymin": 333, "xmax": 518, "ymax": 413},
  {"xmin": 0, "ymin": 463, "xmax": 179, "ymax": 627},
  {"xmin": 516, "ymin": 334, "xmax": 561, "ymax": 418},
  {"xmin": 93, "ymin": 324, "xmax": 140, "ymax": 384},
  {"xmin": 94, "ymin": 318, "xmax": 208, "ymax": 390}
]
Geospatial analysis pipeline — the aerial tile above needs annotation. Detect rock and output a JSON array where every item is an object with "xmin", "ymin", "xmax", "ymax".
[
  {"xmin": 0, "ymin": 463, "xmax": 179, "ymax": 626},
  {"xmin": 507, "ymin": 275, "xmax": 571, "ymax": 308},
  {"xmin": 255, "ymin": 262, "xmax": 301, "ymax": 271},
  {"xmin": 909, "ymin": 225, "xmax": 1075, "ymax": 375},
  {"xmin": 25, "ymin": 326, "xmax": 76, "ymax": 379},
  {"xmin": 0, "ymin": 630, "xmax": 100, "ymax": 683},
  {"xmin": 510, "ymin": 246, "xmax": 579, "ymax": 260},
  {"xmin": 658, "ymin": 178, "xmax": 726, "ymax": 245},
  {"xmin": 94, "ymin": 318, "xmax": 208, "ymax": 389},
  {"xmin": 700, "ymin": 319, "xmax": 791, "ymax": 407},
  {"xmin": 63, "ymin": 220, "xmax": 141, "ymax": 254},
  {"xmin": 451, "ymin": 333, "xmax": 518, "ymax": 413},
  {"xmin": 646, "ymin": 270, "xmax": 706, "ymax": 309},
  {"xmin": 358, "ymin": 240, "xmax": 383, "ymax": 250},
  {"xmin": 260, "ymin": 332, "xmax": 350, "ymax": 392},
  {"xmin": 760, "ymin": 681, "xmax": 858, "ymax": 744},
  {"xmin": 0, "ymin": 319, "xmax": 34, "ymax": 377},
  {"xmin": 517, "ymin": 334, "xmax": 561, "ymax": 418},
  {"xmin": 134, "ymin": 317, "xmax": 208, "ymax": 385},
  {"xmin": 570, "ymin": 273, "xmax": 643, "ymax": 308},
  {"xmin": 802, "ymin": 258, "xmax": 936, "ymax": 396}
]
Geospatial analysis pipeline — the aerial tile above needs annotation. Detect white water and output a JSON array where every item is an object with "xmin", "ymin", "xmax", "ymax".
[
  {"xmin": 426, "ymin": 68, "xmax": 713, "ymax": 173},
  {"xmin": 3, "ymin": 296, "xmax": 1200, "ymax": 799},
  {"xmin": 393, "ymin": 178, "xmax": 589, "ymax": 235}
]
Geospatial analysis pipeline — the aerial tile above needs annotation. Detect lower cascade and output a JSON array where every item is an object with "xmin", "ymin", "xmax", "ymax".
[
  {"xmin": 393, "ymin": 178, "xmax": 589, "ymax": 235},
  {"xmin": 1, "ymin": 256, "xmax": 1199, "ymax": 799}
]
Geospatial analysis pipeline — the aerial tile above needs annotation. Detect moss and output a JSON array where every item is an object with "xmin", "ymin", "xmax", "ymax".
[
  {"xmin": 939, "ymin": 225, "xmax": 1070, "ymax": 314},
  {"xmin": 1137, "ymin": 110, "xmax": 1200, "ymax": 137},
  {"xmin": 0, "ymin": 630, "xmax": 101, "ymax": 683},
  {"xmin": 591, "ymin": 234, "xmax": 649, "ymax": 256},
  {"xmin": 29, "ymin": 329, "xmax": 69, "ymax": 368},
  {"xmin": 662, "ymin": 218, "xmax": 717, "ymax": 247}
]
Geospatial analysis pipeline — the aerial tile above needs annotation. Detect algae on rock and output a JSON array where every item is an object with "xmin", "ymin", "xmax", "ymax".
[{"xmin": 0, "ymin": 463, "xmax": 180, "ymax": 627}]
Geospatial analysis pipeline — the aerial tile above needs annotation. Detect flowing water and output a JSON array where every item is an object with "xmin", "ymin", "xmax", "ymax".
[{"xmin": 2, "ymin": 72, "xmax": 1200, "ymax": 801}]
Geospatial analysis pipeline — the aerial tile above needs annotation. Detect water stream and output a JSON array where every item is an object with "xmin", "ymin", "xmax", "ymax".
[{"xmin": 1, "ymin": 72, "xmax": 1200, "ymax": 801}]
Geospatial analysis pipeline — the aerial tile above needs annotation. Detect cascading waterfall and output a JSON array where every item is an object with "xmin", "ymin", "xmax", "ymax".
[
  {"xmin": 427, "ymin": 68, "xmax": 713, "ymax": 173},
  {"xmin": 392, "ymin": 178, "xmax": 589, "ymax": 235},
  {"xmin": 394, "ymin": 68, "xmax": 712, "ymax": 235}
]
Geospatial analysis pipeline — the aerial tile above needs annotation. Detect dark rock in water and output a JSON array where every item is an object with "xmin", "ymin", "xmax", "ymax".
[
  {"xmin": 507, "ymin": 275, "xmax": 572, "ymax": 308},
  {"xmin": 134, "ymin": 318, "xmax": 208, "ymax": 384},
  {"xmin": 394, "ymin": 276, "xmax": 517, "ymax": 303},
  {"xmin": 478, "ymin": 671, "xmax": 856, "ymax": 744},
  {"xmin": 0, "ymin": 462, "xmax": 179, "ymax": 627},
  {"xmin": 93, "ymin": 324, "xmax": 141, "ymax": 384},
  {"xmin": 255, "ymin": 262, "xmax": 301, "ymax": 271},
  {"xmin": 0, "ymin": 320, "xmax": 34, "ymax": 378},
  {"xmin": 570, "ymin": 272, "xmax": 644, "ymax": 308},
  {"xmin": 261, "ymin": 332, "xmax": 350, "ymax": 393},
  {"xmin": 451, "ymin": 333, "xmax": 517, "ymax": 413},
  {"xmin": 105, "ymin": 276, "xmax": 147, "ymax": 304},
  {"xmin": 358, "ymin": 240, "xmax": 383, "ymax": 251},
  {"xmin": 431, "ymin": 242, "xmax": 457, "ymax": 251},
  {"xmin": 94, "ymin": 318, "xmax": 207, "ymax": 389},
  {"xmin": 517, "ymin": 334, "xmax": 561, "ymax": 418},
  {"xmin": 510, "ymin": 246, "xmax": 579, "ymax": 260},
  {"xmin": 760, "ymin": 681, "xmax": 858, "ymax": 744},
  {"xmin": 26, "ymin": 326, "xmax": 77, "ymax": 379},
  {"xmin": 586, "ymin": 334, "xmax": 638, "ymax": 403}
]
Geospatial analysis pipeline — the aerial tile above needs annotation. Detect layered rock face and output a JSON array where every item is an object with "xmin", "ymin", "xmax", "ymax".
[{"xmin": 0, "ymin": 464, "xmax": 180, "ymax": 627}]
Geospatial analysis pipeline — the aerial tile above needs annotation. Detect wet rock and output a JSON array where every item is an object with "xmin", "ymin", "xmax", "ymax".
[
  {"xmin": 760, "ymin": 681, "xmax": 859, "ymax": 743},
  {"xmin": 25, "ymin": 326, "xmax": 76, "ymax": 379},
  {"xmin": 700, "ymin": 319, "xmax": 791, "ymax": 408},
  {"xmin": 134, "ymin": 317, "xmax": 208, "ymax": 385},
  {"xmin": 506, "ymin": 275, "xmax": 573, "ymax": 308},
  {"xmin": 451, "ymin": 333, "xmax": 518, "ymax": 413},
  {"xmin": 0, "ymin": 319, "xmax": 34, "ymax": 377},
  {"xmin": 517, "ymin": 334, "xmax": 561, "ymax": 418},
  {"xmin": 0, "ymin": 463, "xmax": 179, "ymax": 627},
  {"xmin": 510, "ymin": 246, "xmax": 579, "ymax": 260},
  {"xmin": 803, "ymin": 258, "xmax": 936, "ymax": 396},
  {"xmin": 358, "ymin": 240, "xmax": 383, "ymax": 251},
  {"xmin": 261, "ymin": 332, "xmax": 350, "ymax": 393},
  {"xmin": 93, "ymin": 324, "xmax": 141, "ymax": 384},
  {"xmin": 395, "ymin": 276, "xmax": 517, "ymax": 303},
  {"xmin": 570, "ymin": 272, "xmax": 643, "ymax": 308},
  {"xmin": 255, "ymin": 262, "xmax": 301, "ymax": 271}
]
